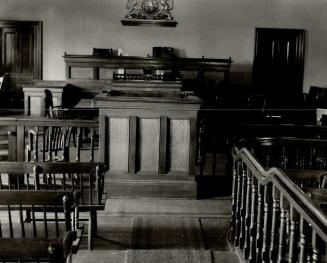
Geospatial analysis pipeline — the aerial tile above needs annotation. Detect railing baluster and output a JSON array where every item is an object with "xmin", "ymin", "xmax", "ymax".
[
  {"xmin": 248, "ymin": 176, "xmax": 258, "ymax": 263},
  {"xmin": 34, "ymin": 127, "xmax": 39, "ymax": 162},
  {"xmin": 19, "ymin": 204, "xmax": 25, "ymax": 238},
  {"xmin": 90, "ymin": 128, "xmax": 95, "ymax": 163},
  {"xmin": 230, "ymin": 160, "xmax": 238, "ymax": 242},
  {"xmin": 234, "ymin": 160, "xmax": 242, "ymax": 247},
  {"xmin": 243, "ymin": 168, "xmax": 252, "ymax": 259},
  {"xmin": 262, "ymin": 183, "xmax": 272, "ymax": 261},
  {"xmin": 270, "ymin": 185, "xmax": 280, "ymax": 262},
  {"xmin": 288, "ymin": 206, "xmax": 299, "ymax": 263},
  {"xmin": 31, "ymin": 205, "xmax": 37, "ymax": 237},
  {"xmin": 8, "ymin": 205, "xmax": 13, "ymax": 237},
  {"xmin": 277, "ymin": 194, "xmax": 288, "ymax": 263},
  {"xmin": 299, "ymin": 216, "xmax": 308, "ymax": 263},
  {"xmin": 311, "ymin": 230, "xmax": 320, "ymax": 263},
  {"xmin": 256, "ymin": 183, "xmax": 264, "ymax": 262},
  {"xmin": 76, "ymin": 127, "xmax": 81, "ymax": 162},
  {"xmin": 239, "ymin": 161, "xmax": 248, "ymax": 248}
]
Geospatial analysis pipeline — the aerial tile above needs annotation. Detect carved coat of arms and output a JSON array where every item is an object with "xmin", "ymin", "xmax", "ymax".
[{"xmin": 125, "ymin": 0, "xmax": 174, "ymax": 20}]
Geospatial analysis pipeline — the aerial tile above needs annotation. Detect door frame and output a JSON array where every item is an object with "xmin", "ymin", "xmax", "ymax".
[{"xmin": 0, "ymin": 20, "xmax": 42, "ymax": 79}]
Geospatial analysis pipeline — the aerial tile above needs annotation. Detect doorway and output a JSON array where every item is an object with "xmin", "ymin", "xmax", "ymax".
[
  {"xmin": 0, "ymin": 20, "xmax": 42, "ymax": 109},
  {"xmin": 252, "ymin": 28, "xmax": 305, "ymax": 108}
]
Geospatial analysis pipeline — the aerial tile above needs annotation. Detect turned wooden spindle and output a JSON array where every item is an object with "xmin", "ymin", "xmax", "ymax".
[
  {"xmin": 277, "ymin": 195, "xmax": 289, "ymax": 263},
  {"xmin": 230, "ymin": 161, "xmax": 239, "ymax": 242},
  {"xmin": 33, "ymin": 127, "xmax": 39, "ymax": 162},
  {"xmin": 270, "ymin": 186, "xmax": 280, "ymax": 262},
  {"xmin": 310, "ymin": 146, "xmax": 317, "ymax": 169},
  {"xmin": 248, "ymin": 176, "xmax": 258, "ymax": 263},
  {"xmin": 239, "ymin": 162, "xmax": 248, "ymax": 249},
  {"xmin": 243, "ymin": 169, "xmax": 253, "ymax": 259},
  {"xmin": 262, "ymin": 184, "xmax": 272, "ymax": 261},
  {"xmin": 311, "ymin": 230, "xmax": 320, "ymax": 263},
  {"xmin": 288, "ymin": 206, "xmax": 299, "ymax": 263},
  {"xmin": 234, "ymin": 160, "xmax": 243, "ymax": 247},
  {"xmin": 75, "ymin": 127, "xmax": 82, "ymax": 162},
  {"xmin": 47, "ymin": 127, "xmax": 53, "ymax": 162},
  {"xmin": 281, "ymin": 146, "xmax": 288, "ymax": 169},
  {"xmin": 256, "ymin": 183, "xmax": 264, "ymax": 262},
  {"xmin": 90, "ymin": 128, "xmax": 95, "ymax": 163},
  {"xmin": 299, "ymin": 216, "xmax": 310, "ymax": 263}
]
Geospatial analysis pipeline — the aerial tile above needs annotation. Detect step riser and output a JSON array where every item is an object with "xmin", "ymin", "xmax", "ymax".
[{"xmin": 105, "ymin": 181, "xmax": 197, "ymax": 199}]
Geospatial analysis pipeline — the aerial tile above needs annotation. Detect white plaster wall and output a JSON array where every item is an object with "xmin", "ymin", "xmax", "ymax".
[{"xmin": 0, "ymin": 0, "xmax": 326, "ymax": 92}]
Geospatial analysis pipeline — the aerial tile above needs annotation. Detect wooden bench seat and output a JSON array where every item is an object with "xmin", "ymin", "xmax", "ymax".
[
  {"xmin": 0, "ymin": 162, "xmax": 106, "ymax": 250},
  {"xmin": 0, "ymin": 190, "xmax": 81, "ymax": 263}
]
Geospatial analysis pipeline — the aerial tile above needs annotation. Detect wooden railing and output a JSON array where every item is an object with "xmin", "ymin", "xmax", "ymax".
[
  {"xmin": 231, "ymin": 146, "xmax": 327, "ymax": 263},
  {"xmin": 237, "ymin": 137, "xmax": 327, "ymax": 171},
  {"xmin": 0, "ymin": 117, "xmax": 98, "ymax": 162}
]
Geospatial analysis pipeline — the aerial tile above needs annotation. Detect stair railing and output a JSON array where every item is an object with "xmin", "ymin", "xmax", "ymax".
[{"xmin": 231, "ymin": 146, "xmax": 327, "ymax": 263}]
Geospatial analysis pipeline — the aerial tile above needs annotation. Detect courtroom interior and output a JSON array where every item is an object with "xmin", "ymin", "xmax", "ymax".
[{"xmin": 0, "ymin": 0, "xmax": 326, "ymax": 262}]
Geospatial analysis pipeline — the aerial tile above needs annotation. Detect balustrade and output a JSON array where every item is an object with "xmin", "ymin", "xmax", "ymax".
[{"xmin": 231, "ymin": 146, "xmax": 327, "ymax": 263}]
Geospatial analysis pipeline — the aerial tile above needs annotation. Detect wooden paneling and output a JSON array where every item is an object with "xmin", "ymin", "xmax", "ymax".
[
  {"xmin": 168, "ymin": 119, "xmax": 190, "ymax": 173},
  {"xmin": 29, "ymin": 96, "xmax": 42, "ymax": 116},
  {"xmin": 109, "ymin": 117, "xmax": 129, "ymax": 171},
  {"xmin": 71, "ymin": 67, "xmax": 93, "ymax": 79},
  {"xmin": 99, "ymin": 68, "xmax": 115, "ymax": 79},
  {"xmin": 139, "ymin": 118, "xmax": 160, "ymax": 172}
]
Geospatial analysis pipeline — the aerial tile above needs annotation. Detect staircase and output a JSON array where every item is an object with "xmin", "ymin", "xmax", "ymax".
[{"xmin": 73, "ymin": 197, "xmax": 241, "ymax": 263}]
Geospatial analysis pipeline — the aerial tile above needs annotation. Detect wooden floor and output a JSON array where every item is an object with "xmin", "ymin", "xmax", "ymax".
[{"xmin": 73, "ymin": 197, "xmax": 241, "ymax": 263}]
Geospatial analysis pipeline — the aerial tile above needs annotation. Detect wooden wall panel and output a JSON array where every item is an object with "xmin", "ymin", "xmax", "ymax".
[
  {"xmin": 70, "ymin": 67, "xmax": 93, "ymax": 79},
  {"xmin": 99, "ymin": 68, "xmax": 115, "ymax": 79},
  {"xmin": 139, "ymin": 118, "xmax": 160, "ymax": 172},
  {"xmin": 109, "ymin": 118, "xmax": 129, "ymax": 172},
  {"xmin": 168, "ymin": 119, "xmax": 190, "ymax": 173},
  {"xmin": 29, "ymin": 96, "xmax": 42, "ymax": 116}
]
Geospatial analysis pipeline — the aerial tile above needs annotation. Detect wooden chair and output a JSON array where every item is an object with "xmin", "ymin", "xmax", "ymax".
[
  {"xmin": 26, "ymin": 125, "xmax": 74, "ymax": 162},
  {"xmin": 0, "ymin": 162, "xmax": 106, "ymax": 250},
  {"xmin": 0, "ymin": 190, "xmax": 81, "ymax": 263}
]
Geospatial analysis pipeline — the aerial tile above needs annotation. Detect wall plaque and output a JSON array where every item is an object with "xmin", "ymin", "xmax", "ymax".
[{"xmin": 121, "ymin": 0, "xmax": 177, "ymax": 27}]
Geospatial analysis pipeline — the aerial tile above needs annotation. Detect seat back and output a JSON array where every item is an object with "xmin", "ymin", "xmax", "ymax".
[
  {"xmin": 0, "ymin": 190, "xmax": 78, "ymax": 263},
  {"xmin": 0, "ymin": 162, "xmax": 106, "ymax": 208}
]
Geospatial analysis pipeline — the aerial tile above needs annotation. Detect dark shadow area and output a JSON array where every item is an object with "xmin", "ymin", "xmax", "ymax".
[{"xmin": 196, "ymin": 175, "xmax": 233, "ymax": 199}]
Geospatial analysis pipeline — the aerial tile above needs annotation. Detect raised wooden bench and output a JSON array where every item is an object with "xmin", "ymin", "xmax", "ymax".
[
  {"xmin": 0, "ymin": 162, "xmax": 106, "ymax": 250},
  {"xmin": 0, "ymin": 190, "xmax": 80, "ymax": 263}
]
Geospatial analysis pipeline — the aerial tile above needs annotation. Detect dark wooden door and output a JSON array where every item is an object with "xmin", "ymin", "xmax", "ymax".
[
  {"xmin": 253, "ymin": 28, "xmax": 305, "ymax": 107},
  {"xmin": 0, "ymin": 21, "xmax": 42, "ymax": 107}
]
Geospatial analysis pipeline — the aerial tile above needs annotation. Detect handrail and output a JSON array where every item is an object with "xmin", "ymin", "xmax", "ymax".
[
  {"xmin": 0, "ymin": 117, "xmax": 98, "ymax": 128},
  {"xmin": 233, "ymin": 146, "xmax": 327, "ymax": 242},
  {"xmin": 237, "ymin": 136, "xmax": 327, "ymax": 147}
]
